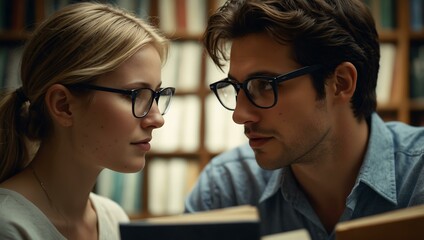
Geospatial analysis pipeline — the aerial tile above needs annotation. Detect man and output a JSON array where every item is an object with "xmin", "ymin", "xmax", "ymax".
[{"xmin": 185, "ymin": 0, "xmax": 424, "ymax": 239}]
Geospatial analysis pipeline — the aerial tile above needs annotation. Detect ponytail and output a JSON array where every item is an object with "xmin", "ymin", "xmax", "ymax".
[{"xmin": 0, "ymin": 88, "xmax": 32, "ymax": 183}]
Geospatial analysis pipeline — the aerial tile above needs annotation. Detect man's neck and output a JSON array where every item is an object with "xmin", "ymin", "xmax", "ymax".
[{"xmin": 291, "ymin": 116, "xmax": 369, "ymax": 233}]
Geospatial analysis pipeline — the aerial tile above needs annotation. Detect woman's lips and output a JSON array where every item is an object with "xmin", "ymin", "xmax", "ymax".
[
  {"xmin": 132, "ymin": 142, "xmax": 150, "ymax": 151},
  {"xmin": 131, "ymin": 138, "xmax": 151, "ymax": 151}
]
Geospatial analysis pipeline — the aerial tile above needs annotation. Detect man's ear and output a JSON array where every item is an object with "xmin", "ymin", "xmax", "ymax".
[
  {"xmin": 332, "ymin": 62, "xmax": 357, "ymax": 99},
  {"xmin": 44, "ymin": 84, "xmax": 74, "ymax": 127}
]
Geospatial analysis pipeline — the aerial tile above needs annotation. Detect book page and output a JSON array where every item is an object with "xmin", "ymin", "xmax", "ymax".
[
  {"xmin": 145, "ymin": 205, "xmax": 259, "ymax": 224},
  {"xmin": 261, "ymin": 229, "xmax": 310, "ymax": 240}
]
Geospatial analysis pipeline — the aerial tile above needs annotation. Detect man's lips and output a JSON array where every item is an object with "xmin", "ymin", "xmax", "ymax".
[{"xmin": 246, "ymin": 134, "xmax": 272, "ymax": 148}]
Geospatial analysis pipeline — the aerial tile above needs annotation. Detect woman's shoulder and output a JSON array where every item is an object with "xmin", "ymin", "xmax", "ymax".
[
  {"xmin": 0, "ymin": 188, "xmax": 65, "ymax": 239},
  {"xmin": 0, "ymin": 188, "xmax": 46, "ymax": 222},
  {"xmin": 0, "ymin": 188, "xmax": 31, "ymax": 209}
]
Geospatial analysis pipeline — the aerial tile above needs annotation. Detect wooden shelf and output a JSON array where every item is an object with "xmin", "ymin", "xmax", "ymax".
[
  {"xmin": 378, "ymin": 30, "xmax": 399, "ymax": 42},
  {"xmin": 0, "ymin": 32, "xmax": 31, "ymax": 42},
  {"xmin": 409, "ymin": 31, "xmax": 424, "ymax": 40},
  {"xmin": 410, "ymin": 100, "xmax": 424, "ymax": 111}
]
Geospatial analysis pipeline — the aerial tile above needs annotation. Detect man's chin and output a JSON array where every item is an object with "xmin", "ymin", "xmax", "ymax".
[{"xmin": 254, "ymin": 151, "xmax": 281, "ymax": 170}]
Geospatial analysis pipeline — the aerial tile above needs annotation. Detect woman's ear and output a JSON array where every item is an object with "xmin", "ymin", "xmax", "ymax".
[
  {"xmin": 44, "ymin": 84, "xmax": 74, "ymax": 127},
  {"xmin": 333, "ymin": 62, "xmax": 357, "ymax": 99}
]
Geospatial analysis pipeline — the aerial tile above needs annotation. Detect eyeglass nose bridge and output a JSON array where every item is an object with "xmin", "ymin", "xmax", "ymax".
[
  {"xmin": 147, "ymin": 90, "xmax": 164, "ymax": 116},
  {"xmin": 153, "ymin": 91, "xmax": 161, "ymax": 103}
]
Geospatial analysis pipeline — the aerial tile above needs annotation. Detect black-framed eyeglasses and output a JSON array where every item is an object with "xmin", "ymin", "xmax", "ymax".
[
  {"xmin": 209, "ymin": 65, "xmax": 323, "ymax": 111},
  {"xmin": 68, "ymin": 84, "xmax": 176, "ymax": 118}
]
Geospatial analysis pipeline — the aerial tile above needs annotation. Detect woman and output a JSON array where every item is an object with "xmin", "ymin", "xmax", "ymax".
[{"xmin": 0, "ymin": 2, "xmax": 174, "ymax": 239}]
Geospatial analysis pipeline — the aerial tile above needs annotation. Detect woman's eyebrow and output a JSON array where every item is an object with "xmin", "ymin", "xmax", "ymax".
[{"xmin": 126, "ymin": 81, "xmax": 162, "ymax": 89}]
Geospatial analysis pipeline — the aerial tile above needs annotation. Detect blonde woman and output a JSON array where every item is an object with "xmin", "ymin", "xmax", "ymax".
[{"xmin": 0, "ymin": 2, "xmax": 174, "ymax": 239}]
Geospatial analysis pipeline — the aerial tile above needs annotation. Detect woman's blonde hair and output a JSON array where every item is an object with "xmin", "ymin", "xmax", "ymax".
[{"xmin": 0, "ymin": 2, "xmax": 168, "ymax": 182}]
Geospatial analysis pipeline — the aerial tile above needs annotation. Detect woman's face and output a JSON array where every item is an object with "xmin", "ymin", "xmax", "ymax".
[{"xmin": 71, "ymin": 44, "xmax": 165, "ymax": 173}]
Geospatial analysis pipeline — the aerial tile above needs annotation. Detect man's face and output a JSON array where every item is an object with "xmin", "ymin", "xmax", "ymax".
[{"xmin": 229, "ymin": 33, "xmax": 333, "ymax": 169}]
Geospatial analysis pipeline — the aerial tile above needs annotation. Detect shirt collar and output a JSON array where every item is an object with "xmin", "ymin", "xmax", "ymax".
[
  {"xmin": 350, "ymin": 113, "xmax": 397, "ymax": 205},
  {"xmin": 260, "ymin": 169, "xmax": 283, "ymax": 202}
]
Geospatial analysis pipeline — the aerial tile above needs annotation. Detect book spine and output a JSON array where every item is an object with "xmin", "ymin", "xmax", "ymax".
[
  {"xmin": 380, "ymin": 0, "xmax": 396, "ymax": 30},
  {"xmin": 410, "ymin": 44, "xmax": 424, "ymax": 100},
  {"xmin": 410, "ymin": 0, "xmax": 424, "ymax": 31}
]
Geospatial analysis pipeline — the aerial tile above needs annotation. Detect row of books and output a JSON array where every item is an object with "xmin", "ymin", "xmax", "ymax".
[
  {"xmin": 46, "ymin": 0, "xmax": 224, "ymax": 36},
  {"xmin": 0, "ymin": 0, "xmax": 153, "ymax": 32},
  {"xmin": 109, "ymin": 0, "xmax": 225, "ymax": 36},
  {"xmin": 375, "ymin": 42, "xmax": 424, "ymax": 105},
  {"xmin": 364, "ymin": 0, "xmax": 396, "ymax": 30},
  {"xmin": 410, "ymin": 44, "xmax": 424, "ymax": 100},
  {"xmin": 0, "ymin": 0, "xmax": 217, "ymax": 34},
  {"xmin": 157, "ymin": 0, "xmax": 207, "ymax": 36},
  {"xmin": 96, "ymin": 157, "xmax": 200, "ymax": 216},
  {"xmin": 162, "ymin": 40, "xmax": 229, "ymax": 91},
  {"xmin": 162, "ymin": 41, "xmax": 203, "ymax": 92},
  {"xmin": 150, "ymin": 94, "xmax": 247, "ymax": 154},
  {"xmin": 0, "ymin": 46, "xmax": 23, "ymax": 91},
  {"xmin": 150, "ymin": 95, "xmax": 202, "ymax": 153},
  {"xmin": 376, "ymin": 43, "xmax": 397, "ymax": 105},
  {"xmin": 8, "ymin": 0, "xmax": 424, "ymax": 36},
  {"xmin": 410, "ymin": 0, "xmax": 424, "ymax": 31},
  {"xmin": 146, "ymin": 157, "xmax": 199, "ymax": 216},
  {"xmin": 0, "ymin": 0, "xmax": 89, "ymax": 32},
  {"xmin": 365, "ymin": 0, "xmax": 424, "ymax": 32},
  {"xmin": 0, "ymin": 0, "xmax": 37, "ymax": 32}
]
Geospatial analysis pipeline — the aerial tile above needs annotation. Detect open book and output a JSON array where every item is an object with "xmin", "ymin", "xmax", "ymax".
[
  {"xmin": 335, "ymin": 204, "xmax": 424, "ymax": 240},
  {"xmin": 119, "ymin": 205, "xmax": 310, "ymax": 240}
]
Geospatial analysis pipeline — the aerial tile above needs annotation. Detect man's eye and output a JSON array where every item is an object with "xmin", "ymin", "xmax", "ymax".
[{"xmin": 248, "ymin": 79, "xmax": 272, "ymax": 92}]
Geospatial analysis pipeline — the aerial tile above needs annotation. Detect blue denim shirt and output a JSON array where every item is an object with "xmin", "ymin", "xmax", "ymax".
[{"xmin": 185, "ymin": 113, "xmax": 424, "ymax": 240}]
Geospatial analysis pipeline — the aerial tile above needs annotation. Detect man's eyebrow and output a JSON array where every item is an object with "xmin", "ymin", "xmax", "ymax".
[{"xmin": 227, "ymin": 71, "xmax": 284, "ymax": 81}]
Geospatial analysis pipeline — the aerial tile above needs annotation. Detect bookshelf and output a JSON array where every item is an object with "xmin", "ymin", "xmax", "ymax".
[
  {"xmin": 371, "ymin": 0, "xmax": 424, "ymax": 124},
  {"xmin": 143, "ymin": 0, "xmax": 246, "ymax": 219},
  {"xmin": 1, "ymin": 0, "xmax": 423, "ymax": 220}
]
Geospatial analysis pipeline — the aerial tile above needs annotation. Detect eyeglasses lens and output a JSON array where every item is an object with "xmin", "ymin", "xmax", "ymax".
[
  {"xmin": 246, "ymin": 79, "xmax": 275, "ymax": 108},
  {"xmin": 216, "ymin": 82, "xmax": 237, "ymax": 110}
]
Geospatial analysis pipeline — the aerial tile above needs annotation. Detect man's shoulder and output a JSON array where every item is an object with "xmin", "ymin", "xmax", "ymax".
[
  {"xmin": 372, "ymin": 113, "xmax": 424, "ymax": 153},
  {"xmin": 385, "ymin": 120, "xmax": 424, "ymax": 151}
]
